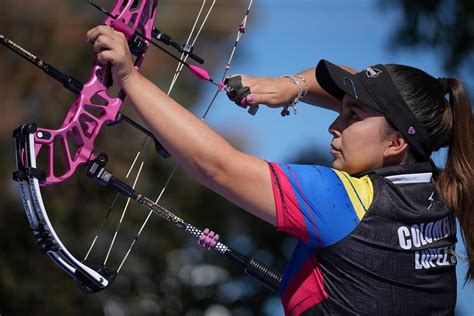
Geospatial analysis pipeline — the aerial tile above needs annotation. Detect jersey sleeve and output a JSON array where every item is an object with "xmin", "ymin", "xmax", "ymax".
[{"xmin": 268, "ymin": 162, "xmax": 374, "ymax": 248}]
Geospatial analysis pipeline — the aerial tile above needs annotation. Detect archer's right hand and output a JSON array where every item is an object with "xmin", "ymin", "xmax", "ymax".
[{"xmin": 225, "ymin": 75, "xmax": 299, "ymax": 110}]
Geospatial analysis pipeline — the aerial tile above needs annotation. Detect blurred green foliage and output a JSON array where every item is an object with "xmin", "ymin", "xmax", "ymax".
[{"xmin": 379, "ymin": 0, "xmax": 474, "ymax": 73}]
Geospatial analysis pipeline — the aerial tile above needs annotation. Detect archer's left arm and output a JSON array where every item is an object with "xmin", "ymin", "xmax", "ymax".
[{"xmin": 87, "ymin": 26, "xmax": 277, "ymax": 225}]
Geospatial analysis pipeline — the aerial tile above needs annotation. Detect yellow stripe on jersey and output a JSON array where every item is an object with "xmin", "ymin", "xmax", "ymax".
[{"xmin": 333, "ymin": 170, "xmax": 374, "ymax": 220}]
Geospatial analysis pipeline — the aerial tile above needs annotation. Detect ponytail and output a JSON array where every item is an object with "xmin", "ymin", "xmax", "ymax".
[
  {"xmin": 436, "ymin": 78, "xmax": 474, "ymax": 282},
  {"xmin": 386, "ymin": 64, "xmax": 474, "ymax": 281}
]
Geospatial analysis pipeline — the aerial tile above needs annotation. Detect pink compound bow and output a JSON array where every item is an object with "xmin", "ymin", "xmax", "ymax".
[
  {"xmin": 8, "ymin": 0, "xmax": 281, "ymax": 294},
  {"xmin": 12, "ymin": 0, "xmax": 161, "ymax": 293}
]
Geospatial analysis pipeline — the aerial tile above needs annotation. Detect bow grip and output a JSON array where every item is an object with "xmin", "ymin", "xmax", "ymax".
[{"xmin": 110, "ymin": 20, "xmax": 135, "ymax": 39}]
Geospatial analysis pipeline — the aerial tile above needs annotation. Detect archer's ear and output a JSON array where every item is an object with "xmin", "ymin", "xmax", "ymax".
[{"xmin": 383, "ymin": 132, "xmax": 409, "ymax": 164}]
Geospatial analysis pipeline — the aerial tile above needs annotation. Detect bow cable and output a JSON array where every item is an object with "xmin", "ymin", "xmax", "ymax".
[
  {"xmin": 202, "ymin": 0, "xmax": 254, "ymax": 119},
  {"xmin": 168, "ymin": 0, "xmax": 216, "ymax": 91}
]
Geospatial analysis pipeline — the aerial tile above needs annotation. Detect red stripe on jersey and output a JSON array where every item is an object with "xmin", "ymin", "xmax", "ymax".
[
  {"xmin": 269, "ymin": 163, "xmax": 311, "ymax": 244},
  {"xmin": 281, "ymin": 257, "xmax": 328, "ymax": 315}
]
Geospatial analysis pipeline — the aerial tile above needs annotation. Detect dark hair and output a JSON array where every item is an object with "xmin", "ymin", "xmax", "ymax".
[{"xmin": 386, "ymin": 64, "xmax": 474, "ymax": 282}]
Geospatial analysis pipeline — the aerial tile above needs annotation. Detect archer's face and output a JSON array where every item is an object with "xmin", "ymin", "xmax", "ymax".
[{"xmin": 329, "ymin": 95, "xmax": 392, "ymax": 175}]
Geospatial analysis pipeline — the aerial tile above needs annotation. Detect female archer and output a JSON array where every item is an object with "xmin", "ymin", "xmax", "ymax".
[{"xmin": 87, "ymin": 25, "xmax": 473, "ymax": 315}]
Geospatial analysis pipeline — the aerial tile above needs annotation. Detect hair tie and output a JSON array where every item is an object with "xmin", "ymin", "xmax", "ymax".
[{"xmin": 438, "ymin": 77, "xmax": 450, "ymax": 95}]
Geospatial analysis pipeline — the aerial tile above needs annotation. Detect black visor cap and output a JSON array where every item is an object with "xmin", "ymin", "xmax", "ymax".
[{"xmin": 315, "ymin": 59, "xmax": 433, "ymax": 160}]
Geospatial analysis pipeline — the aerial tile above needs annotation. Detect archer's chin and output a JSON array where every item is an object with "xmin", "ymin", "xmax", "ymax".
[{"xmin": 331, "ymin": 155, "xmax": 346, "ymax": 171}]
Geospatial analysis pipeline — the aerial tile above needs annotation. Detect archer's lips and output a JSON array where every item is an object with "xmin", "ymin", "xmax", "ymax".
[{"xmin": 330, "ymin": 144, "xmax": 341, "ymax": 155}]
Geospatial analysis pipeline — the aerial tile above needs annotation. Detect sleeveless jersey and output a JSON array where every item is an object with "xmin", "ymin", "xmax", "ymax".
[{"xmin": 268, "ymin": 162, "xmax": 457, "ymax": 315}]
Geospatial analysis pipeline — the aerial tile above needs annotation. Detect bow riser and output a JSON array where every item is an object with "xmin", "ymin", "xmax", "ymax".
[
  {"xmin": 30, "ymin": 0, "xmax": 158, "ymax": 186},
  {"xmin": 33, "ymin": 75, "xmax": 123, "ymax": 184}
]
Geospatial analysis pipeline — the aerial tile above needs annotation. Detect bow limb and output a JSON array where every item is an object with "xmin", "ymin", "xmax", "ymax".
[{"xmin": 14, "ymin": 125, "xmax": 115, "ymax": 293}]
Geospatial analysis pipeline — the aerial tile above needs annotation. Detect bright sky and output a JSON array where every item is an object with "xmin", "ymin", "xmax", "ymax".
[{"xmin": 192, "ymin": 0, "xmax": 473, "ymax": 314}]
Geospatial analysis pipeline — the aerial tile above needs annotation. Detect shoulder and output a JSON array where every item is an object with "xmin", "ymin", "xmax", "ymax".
[
  {"xmin": 269, "ymin": 162, "xmax": 374, "ymax": 212},
  {"xmin": 268, "ymin": 162, "xmax": 375, "ymax": 247}
]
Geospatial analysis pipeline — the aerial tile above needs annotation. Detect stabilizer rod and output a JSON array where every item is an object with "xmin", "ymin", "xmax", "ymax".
[{"xmin": 86, "ymin": 154, "xmax": 282, "ymax": 291}]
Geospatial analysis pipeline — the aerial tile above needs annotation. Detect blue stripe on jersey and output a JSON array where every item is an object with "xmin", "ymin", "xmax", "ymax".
[
  {"xmin": 279, "ymin": 240, "xmax": 313, "ymax": 292},
  {"xmin": 279, "ymin": 164, "xmax": 361, "ymax": 247}
]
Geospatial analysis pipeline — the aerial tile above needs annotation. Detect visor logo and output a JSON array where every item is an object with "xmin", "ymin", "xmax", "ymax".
[{"xmin": 366, "ymin": 67, "xmax": 382, "ymax": 78}]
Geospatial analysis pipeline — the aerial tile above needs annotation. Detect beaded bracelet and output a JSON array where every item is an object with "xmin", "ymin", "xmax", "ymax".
[{"xmin": 280, "ymin": 74, "xmax": 308, "ymax": 116}]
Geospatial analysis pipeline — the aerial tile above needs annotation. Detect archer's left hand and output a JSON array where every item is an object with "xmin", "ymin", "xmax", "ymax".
[{"xmin": 86, "ymin": 25, "xmax": 137, "ymax": 87}]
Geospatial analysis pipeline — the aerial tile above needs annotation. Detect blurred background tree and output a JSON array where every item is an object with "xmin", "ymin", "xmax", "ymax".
[
  {"xmin": 0, "ymin": 0, "xmax": 473, "ymax": 315},
  {"xmin": 380, "ymin": 0, "xmax": 474, "ymax": 73}
]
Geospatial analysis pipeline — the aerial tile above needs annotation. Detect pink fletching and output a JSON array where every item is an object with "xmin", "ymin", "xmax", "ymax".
[
  {"xmin": 189, "ymin": 65, "xmax": 211, "ymax": 81},
  {"xmin": 198, "ymin": 228, "xmax": 220, "ymax": 250}
]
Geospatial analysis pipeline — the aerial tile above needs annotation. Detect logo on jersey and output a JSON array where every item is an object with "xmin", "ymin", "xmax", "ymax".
[
  {"xmin": 427, "ymin": 191, "xmax": 435, "ymax": 210},
  {"xmin": 366, "ymin": 66, "xmax": 382, "ymax": 78}
]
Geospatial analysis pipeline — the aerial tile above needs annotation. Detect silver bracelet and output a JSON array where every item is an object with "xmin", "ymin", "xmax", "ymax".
[{"xmin": 280, "ymin": 74, "xmax": 309, "ymax": 116}]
